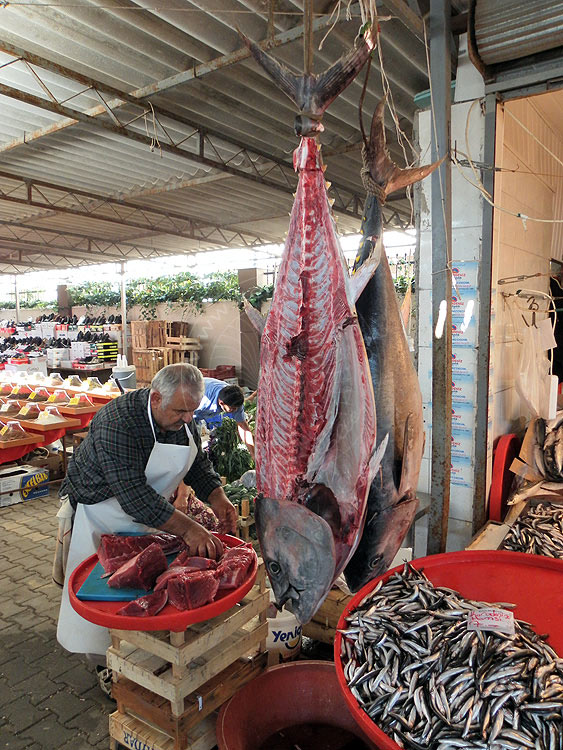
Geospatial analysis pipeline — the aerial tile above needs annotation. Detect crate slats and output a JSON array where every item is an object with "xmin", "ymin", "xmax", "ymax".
[
  {"xmin": 113, "ymin": 654, "xmax": 267, "ymax": 741},
  {"xmin": 109, "ymin": 710, "xmax": 217, "ymax": 750}
]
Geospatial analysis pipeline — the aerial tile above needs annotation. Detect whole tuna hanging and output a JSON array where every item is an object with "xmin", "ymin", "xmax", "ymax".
[
  {"xmin": 240, "ymin": 31, "xmax": 383, "ymax": 624},
  {"xmin": 343, "ymin": 100, "xmax": 443, "ymax": 591}
]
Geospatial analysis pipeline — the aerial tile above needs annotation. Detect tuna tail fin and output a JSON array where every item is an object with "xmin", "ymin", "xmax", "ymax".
[
  {"xmin": 242, "ymin": 297, "xmax": 267, "ymax": 337},
  {"xmin": 313, "ymin": 30, "xmax": 376, "ymax": 114},
  {"xmin": 366, "ymin": 99, "xmax": 445, "ymax": 198},
  {"xmin": 239, "ymin": 32, "xmax": 300, "ymax": 108},
  {"xmin": 239, "ymin": 30, "xmax": 375, "ymax": 133}
]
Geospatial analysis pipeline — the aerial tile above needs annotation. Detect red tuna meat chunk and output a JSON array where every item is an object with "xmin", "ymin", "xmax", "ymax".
[
  {"xmin": 215, "ymin": 550, "xmax": 255, "ymax": 590},
  {"xmin": 116, "ymin": 589, "xmax": 168, "ymax": 617},
  {"xmin": 167, "ymin": 570, "xmax": 219, "ymax": 610},
  {"xmin": 153, "ymin": 566, "xmax": 207, "ymax": 592},
  {"xmin": 97, "ymin": 533, "xmax": 186, "ymax": 573},
  {"xmin": 170, "ymin": 551, "xmax": 217, "ymax": 570},
  {"xmin": 107, "ymin": 543, "xmax": 167, "ymax": 590}
]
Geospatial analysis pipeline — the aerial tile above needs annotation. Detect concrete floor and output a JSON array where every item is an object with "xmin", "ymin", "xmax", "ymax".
[{"xmin": 0, "ymin": 488, "xmax": 114, "ymax": 750}]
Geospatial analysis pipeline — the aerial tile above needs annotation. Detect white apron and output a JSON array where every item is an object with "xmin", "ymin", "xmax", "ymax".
[{"xmin": 57, "ymin": 397, "xmax": 197, "ymax": 654}]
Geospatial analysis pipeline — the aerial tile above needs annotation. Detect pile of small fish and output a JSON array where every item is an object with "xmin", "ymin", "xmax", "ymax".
[
  {"xmin": 339, "ymin": 564, "xmax": 563, "ymax": 750},
  {"xmin": 535, "ymin": 416, "xmax": 563, "ymax": 481},
  {"xmin": 501, "ymin": 503, "xmax": 563, "ymax": 558}
]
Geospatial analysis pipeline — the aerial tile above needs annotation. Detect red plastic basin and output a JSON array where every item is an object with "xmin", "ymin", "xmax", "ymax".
[
  {"xmin": 217, "ymin": 661, "xmax": 378, "ymax": 750},
  {"xmin": 334, "ymin": 550, "xmax": 563, "ymax": 750}
]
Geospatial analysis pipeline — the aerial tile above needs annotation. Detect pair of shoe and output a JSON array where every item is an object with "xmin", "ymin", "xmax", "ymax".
[{"xmin": 95, "ymin": 665, "xmax": 115, "ymax": 701}]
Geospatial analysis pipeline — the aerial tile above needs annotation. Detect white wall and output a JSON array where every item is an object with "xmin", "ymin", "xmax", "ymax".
[{"xmin": 490, "ymin": 97, "xmax": 563, "ymax": 441}]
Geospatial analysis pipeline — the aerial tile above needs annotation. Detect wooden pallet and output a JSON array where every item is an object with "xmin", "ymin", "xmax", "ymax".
[
  {"xmin": 107, "ymin": 563, "xmax": 268, "ymax": 717},
  {"xmin": 165, "ymin": 336, "xmax": 201, "ymax": 351},
  {"xmin": 302, "ymin": 587, "xmax": 352, "ymax": 644},
  {"xmin": 161, "ymin": 348, "xmax": 199, "ymax": 367},
  {"xmin": 109, "ymin": 710, "xmax": 217, "ymax": 750}
]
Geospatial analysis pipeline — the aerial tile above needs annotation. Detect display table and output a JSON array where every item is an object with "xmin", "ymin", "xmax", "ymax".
[{"xmin": 0, "ymin": 434, "xmax": 45, "ymax": 463}]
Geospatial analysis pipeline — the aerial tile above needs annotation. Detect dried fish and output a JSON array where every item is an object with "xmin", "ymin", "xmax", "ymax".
[{"xmin": 339, "ymin": 564, "xmax": 563, "ymax": 750}]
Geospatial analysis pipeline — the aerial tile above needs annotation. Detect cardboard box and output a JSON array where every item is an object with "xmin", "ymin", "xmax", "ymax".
[{"xmin": 0, "ymin": 464, "xmax": 50, "ymax": 507}]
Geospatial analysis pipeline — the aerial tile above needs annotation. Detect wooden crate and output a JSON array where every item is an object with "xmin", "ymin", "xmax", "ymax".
[
  {"xmin": 109, "ymin": 710, "xmax": 217, "ymax": 750},
  {"xmin": 131, "ymin": 321, "xmax": 167, "ymax": 349},
  {"xmin": 107, "ymin": 562, "xmax": 269, "ymax": 718},
  {"xmin": 132, "ymin": 349, "xmax": 166, "ymax": 386},
  {"xmin": 302, "ymin": 587, "xmax": 352, "ymax": 644},
  {"xmin": 166, "ymin": 337, "xmax": 202, "ymax": 352},
  {"xmin": 236, "ymin": 498, "xmax": 255, "ymax": 543},
  {"xmin": 112, "ymin": 656, "xmax": 266, "ymax": 750},
  {"xmin": 167, "ymin": 321, "xmax": 191, "ymax": 338}
]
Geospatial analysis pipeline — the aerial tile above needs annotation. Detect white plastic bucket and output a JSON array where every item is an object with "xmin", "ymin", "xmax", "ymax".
[
  {"xmin": 266, "ymin": 592, "xmax": 302, "ymax": 663},
  {"xmin": 111, "ymin": 365, "xmax": 136, "ymax": 390}
]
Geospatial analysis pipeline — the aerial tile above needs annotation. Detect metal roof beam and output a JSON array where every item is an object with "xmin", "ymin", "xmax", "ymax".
[
  {"xmin": 382, "ymin": 0, "xmax": 425, "ymax": 42},
  {"xmin": 0, "ymin": 82, "xmax": 363, "ymax": 218},
  {"xmin": 0, "ymin": 173, "xmax": 274, "ymax": 247}
]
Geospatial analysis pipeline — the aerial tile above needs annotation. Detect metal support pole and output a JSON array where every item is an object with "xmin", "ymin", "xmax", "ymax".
[
  {"xmin": 427, "ymin": 0, "xmax": 452, "ymax": 555},
  {"xmin": 14, "ymin": 274, "xmax": 20, "ymax": 323},
  {"xmin": 472, "ymin": 93, "xmax": 497, "ymax": 533},
  {"xmin": 120, "ymin": 262, "xmax": 127, "ymax": 361}
]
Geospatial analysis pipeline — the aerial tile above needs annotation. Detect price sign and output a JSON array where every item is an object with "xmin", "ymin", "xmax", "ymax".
[{"xmin": 467, "ymin": 608, "xmax": 515, "ymax": 635}]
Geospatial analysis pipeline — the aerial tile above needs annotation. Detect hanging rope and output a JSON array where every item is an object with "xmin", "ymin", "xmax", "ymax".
[{"xmin": 360, "ymin": 145, "xmax": 387, "ymax": 204}]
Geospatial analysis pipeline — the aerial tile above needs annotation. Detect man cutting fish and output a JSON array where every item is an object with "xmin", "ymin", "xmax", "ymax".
[{"xmin": 56, "ymin": 363, "xmax": 237, "ymax": 669}]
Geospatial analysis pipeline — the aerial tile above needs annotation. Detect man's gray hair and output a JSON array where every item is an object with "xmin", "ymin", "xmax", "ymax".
[{"xmin": 151, "ymin": 364, "xmax": 204, "ymax": 405}]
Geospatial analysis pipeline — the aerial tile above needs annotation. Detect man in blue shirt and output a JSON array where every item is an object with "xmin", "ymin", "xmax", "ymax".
[{"xmin": 195, "ymin": 377, "xmax": 254, "ymax": 457}]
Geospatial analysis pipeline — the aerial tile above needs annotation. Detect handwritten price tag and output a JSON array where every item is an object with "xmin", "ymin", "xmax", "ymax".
[{"xmin": 467, "ymin": 608, "xmax": 515, "ymax": 635}]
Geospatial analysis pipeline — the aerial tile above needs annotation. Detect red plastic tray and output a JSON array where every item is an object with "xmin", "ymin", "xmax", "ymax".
[
  {"xmin": 69, "ymin": 534, "xmax": 257, "ymax": 632},
  {"xmin": 334, "ymin": 550, "xmax": 563, "ymax": 750},
  {"xmin": 489, "ymin": 433, "xmax": 521, "ymax": 522}
]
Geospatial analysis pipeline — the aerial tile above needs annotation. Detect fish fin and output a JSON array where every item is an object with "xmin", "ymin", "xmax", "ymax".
[
  {"xmin": 349, "ymin": 235, "xmax": 383, "ymax": 305},
  {"xmin": 314, "ymin": 30, "xmax": 376, "ymax": 114},
  {"xmin": 368, "ymin": 432, "xmax": 389, "ymax": 487},
  {"xmin": 366, "ymin": 99, "xmax": 445, "ymax": 198},
  {"xmin": 239, "ymin": 31, "xmax": 300, "ymax": 107},
  {"xmin": 397, "ymin": 413, "xmax": 422, "ymax": 498},
  {"xmin": 242, "ymin": 297, "xmax": 267, "ymax": 337},
  {"xmin": 239, "ymin": 29, "xmax": 374, "ymax": 117}
]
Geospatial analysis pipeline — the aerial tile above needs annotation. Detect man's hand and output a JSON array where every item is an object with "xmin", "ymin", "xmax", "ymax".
[
  {"xmin": 208, "ymin": 487, "xmax": 237, "ymax": 534},
  {"xmin": 183, "ymin": 523, "xmax": 223, "ymax": 559},
  {"xmin": 159, "ymin": 509, "xmax": 223, "ymax": 559},
  {"xmin": 172, "ymin": 482, "xmax": 195, "ymax": 514}
]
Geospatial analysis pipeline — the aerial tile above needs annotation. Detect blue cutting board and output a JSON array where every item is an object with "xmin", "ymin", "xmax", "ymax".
[{"xmin": 76, "ymin": 532, "xmax": 180, "ymax": 602}]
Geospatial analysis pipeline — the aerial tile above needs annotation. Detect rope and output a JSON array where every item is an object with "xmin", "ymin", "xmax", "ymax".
[{"xmin": 360, "ymin": 145, "xmax": 386, "ymax": 204}]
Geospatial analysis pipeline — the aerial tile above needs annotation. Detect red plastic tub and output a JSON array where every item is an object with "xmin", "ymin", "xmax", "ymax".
[
  {"xmin": 217, "ymin": 661, "xmax": 378, "ymax": 750},
  {"xmin": 334, "ymin": 550, "xmax": 563, "ymax": 750}
]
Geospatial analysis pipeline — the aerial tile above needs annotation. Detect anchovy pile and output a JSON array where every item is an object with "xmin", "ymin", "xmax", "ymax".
[
  {"xmin": 535, "ymin": 416, "xmax": 563, "ymax": 480},
  {"xmin": 501, "ymin": 504, "xmax": 563, "ymax": 559},
  {"xmin": 339, "ymin": 564, "xmax": 563, "ymax": 750}
]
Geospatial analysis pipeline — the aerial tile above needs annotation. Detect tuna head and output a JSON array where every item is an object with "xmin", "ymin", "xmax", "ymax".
[{"xmin": 255, "ymin": 495, "xmax": 335, "ymax": 624}]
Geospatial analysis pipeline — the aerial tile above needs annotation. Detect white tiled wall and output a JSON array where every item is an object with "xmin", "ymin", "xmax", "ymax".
[{"xmin": 490, "ymin": 98, "xmax": 563, "ymax": 445}]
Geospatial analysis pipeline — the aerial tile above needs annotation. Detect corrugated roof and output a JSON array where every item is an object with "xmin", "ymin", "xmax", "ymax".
[{"xmin": 0, "ymin": 0, "xmax": 449, "ymax": 273}]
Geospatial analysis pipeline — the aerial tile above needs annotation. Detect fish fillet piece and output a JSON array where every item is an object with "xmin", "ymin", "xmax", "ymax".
[{"xmin": 107, "ymin": 543, "xmax": 167, "ymax": 590}]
